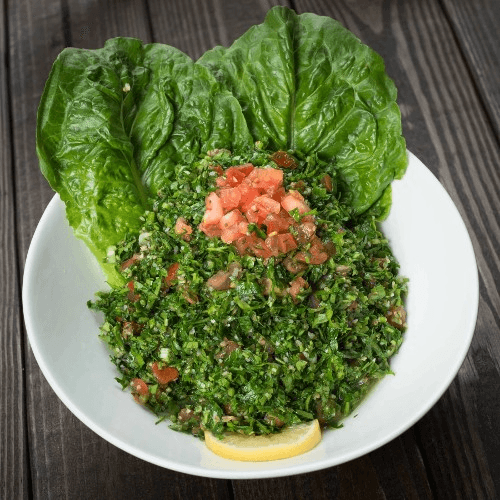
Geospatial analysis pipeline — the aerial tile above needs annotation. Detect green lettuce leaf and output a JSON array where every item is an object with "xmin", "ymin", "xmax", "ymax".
[
  {"xmin": 198, "ymin": 6, "xmax": 407, "ymax": 215},
  {"xmin": 37, "ymin": 8, "xmax": 408, "ymax": 283},
  {"xmin": 37, "ymin": 38, "xmax": 252, "ymax": 284}
]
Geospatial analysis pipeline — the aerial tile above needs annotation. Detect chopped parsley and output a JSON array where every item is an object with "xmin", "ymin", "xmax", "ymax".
[{"xmin": 88, "ymin": 146, "xmax": 408, "ymax": 439}]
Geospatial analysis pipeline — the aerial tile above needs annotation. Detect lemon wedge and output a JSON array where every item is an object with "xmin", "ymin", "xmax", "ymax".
[{"xmin": 204, "ymin": 420, "xmax": 321, "ymax": 461}]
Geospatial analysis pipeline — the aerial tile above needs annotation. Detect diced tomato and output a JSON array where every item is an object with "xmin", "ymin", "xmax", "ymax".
[
  {"xmin": 207, "ymin": 264, "xmax": 242, "ymax": 290},
  {"xmin": 120, "ymin": 253, "xmax": 142, "ymax": 271},
  {"xmin": 244, "ymin": 206, "xmax": 260, "ymax": 224},
  {"xmin": 164, "ymin": 262, "xmax": 179, "ymax": 287},
  {"xmin": 270, "ymin": 151, "xmax": 298, "ymax": 169},
  {"xmin": 281, "ymin": 194, "xmax": 311, "ymax": 215},
  {"xmin": 219, "ymin": 209, "xmax": 245, "ymax": 230},
  {"xmin": 218, "ymin": 187, "xmax": 241, "ymax": 210},
  {"xmin": 246, "ymin": 195, "xmax": 281, "ymax": 225},
  {"xmin": 203, "ymin": 192, "xmax": 224, "ymax": 225},
  {"xmin": 210, "ymin": 164, "xmax": 224, "ymax": 176},
  {"xmin": 288, "ymin": 189, "xmax": 305, "ymax": 201},
  {"xmin": 270, "ymin": 186, "xmax": 286, "ymax": 202},
  {"xmin": 126, "ymin": 280, "xmax": 140, "ymax": 302},
  {"xmin": 225, "ymin": 163, "xmax": 254, "ymax": 185},
  {"xmin": 308, "ymin": 237, "xmax": 329, "ymax": 264},
  {"xmin": 296, "ymin": 237, "xmax": 329, "ymax": 265},
  {"xmin": 253, "ymin": 195, "xmax": 281, "ymax": 214},
  {"xmin": 264, "ymin": 210, "xmax": 294, "ymax": 235},
  {"xmin": 238, "ymin": 221, "xmax": 249, "ymax": 234},
  {"xmin": 199, "ymin": 163, "xmax": 330, "ymax": 266},
  {"xmin": 199, "ymin": 221, "xmax": 222, "ymax": 238},
  {"xmin": 207, "ymin": 270, "xmax": 232, "ymax": 290},
  {"xmin": 221, "ymin": 221, "xmax": 248, "ymax": 244},
  {"xmin": 321, "ymin": 174, "xmax": 333, "ymax": 192},
  {"xmin": 216, "ymin": 164, "xmax": 254, "ymax": 188},
  {"xmin": 233, "ymin": 234, "xmax": 258, "ymax": 255},
  {"xmin": 308, "ymin": 251, "xmax": 328, "ymax": 265},
  {"xmin": 174, "ymin": 217, "xmax": 193, "ymax": 241},
  {"xmin": 243, "ymin": 167, "xmax": 283, "ymax": 192},
  {"xmin": 225, "ymin": 169, "xmax": 246, "ymax": 187},
  {"xmin": 130, "ymin": 378, "xmax": 149, "ymax": 396},
  {"xmin": 216, "ymin": 176, "xmax": 229, "ymax": 188},
  {"xmin": 250, "ymin": 237, "xmax": 273, "ymax": 259},
  {"xmin": 232, "ymin": 163, "xmax": 254, "ymax": 176},
  {"xmin": 295, "ymin": 221, "xmax": 317, "ymax": 244},
  {"xmin": 221, "ymin": 227, "xmax": 239, "ymax": 244},
  {"xmin": 237, "ymin": 184, "xmax": 260, "ymax": 212},
  {"xmin": 277, "ymin": 233, "xmax": 297, "ymax": 253},
  {"xmin": 264, "ymin": 234, "xmax": 280, "ymax": 257},
  {"xmin": 152, "ymin": 362, "xmax": 179, "ymax": 384},
  {"xmin": 289, "ymin": 277, "xmax": 309, "ymax": 301},
  {"xmin": 294, "ymin": 252, "xmax": 308, "ymax": 263},
  {"xmin": 234, "ymin": 233, "xmax": 273, "ymax": 259}
]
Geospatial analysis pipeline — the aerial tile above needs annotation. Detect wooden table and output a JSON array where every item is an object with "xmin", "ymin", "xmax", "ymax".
[{"xmin": 2, "ymin": 0, "xmax": 499, "ymax": 498}]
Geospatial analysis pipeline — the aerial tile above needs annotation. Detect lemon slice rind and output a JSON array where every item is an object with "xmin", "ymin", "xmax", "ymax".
[{"xmin": 204, "ymin": 419, "xmax": 321, "ymax": 462}]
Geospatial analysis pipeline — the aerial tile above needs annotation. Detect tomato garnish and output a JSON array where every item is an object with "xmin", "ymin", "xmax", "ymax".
[
  {"xmin": 152, "ymin": 362, "xmax": 179, "ymax": 384},
  {"xmin": 269, "ymin": 151, "xmax": 297, "ymax": 169},
  {"xmin": 126, "ymin": 280, "xmax": 140, "ymax": 302},
  {"xmin": 130, "ymin": 378, "xmax": 149, "ymax": 396},
  {"xmin": 164, "ymin": 262, "xmax": 180, "ymax": 287},
  {"xmin": 199, "ymin": 159, "xmax": 330, "ymax": 268}
]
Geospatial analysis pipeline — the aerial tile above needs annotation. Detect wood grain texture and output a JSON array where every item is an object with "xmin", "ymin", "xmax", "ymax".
[
  {"xmin": 148, "ymin": 0, "xmax": 290, "ymax": 59},
  {"xmin": 0, "ymin": 1, "xmax": 30, "ymax": 498},
  {"xmin": 6, "ymin": 0, "xmax": 500, "ymax": 498},
  {"xmin": 67, "ymin": 0, "xmax": 152, "ymax": 48},
  {"xmin": 294, "ymin": 0, "xmax": 500, "ymax": 498},
  {"xmin": 441, "ymin": 0, "xmax": 500, "ymax": 140}
]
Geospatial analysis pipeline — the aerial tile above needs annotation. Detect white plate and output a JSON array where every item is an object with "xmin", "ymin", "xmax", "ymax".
[{"xmin": 22, "ymin": 151, "xmax": 478, "ymax": 479}]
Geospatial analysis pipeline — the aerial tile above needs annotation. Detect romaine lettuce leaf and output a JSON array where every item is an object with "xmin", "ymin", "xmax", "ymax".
[
  {"xmin": 198, "ymin": 6, "xmax": 407, "ymax": 215},
  {"xmin": 37, "ymin": 38, "xmax": 252, "ymax": 284}
]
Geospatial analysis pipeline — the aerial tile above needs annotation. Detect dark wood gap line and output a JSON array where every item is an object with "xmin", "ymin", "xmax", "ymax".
[
  {"xmin": 3, "ymin": 0, "xmax": 34, "ymax": 497},
  {"xmin": 61, "ymin": 0, "xmax": 72, "ymax": 47},
  {"xmin": 144, "ymin": 0, "xmax": 155, "ymax": 43},
  {"xmin": 413, "ymin": 411, "xmax": 445, "ymax": 500},
  {"xmin": 227, "ymin": 478, "xmax": 236, "ymax": 500}
]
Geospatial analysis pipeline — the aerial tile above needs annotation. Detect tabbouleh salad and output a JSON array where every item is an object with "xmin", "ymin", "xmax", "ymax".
[{"xmin": 88, "ymin": 146, "xmax": 408, "ymax": 439}]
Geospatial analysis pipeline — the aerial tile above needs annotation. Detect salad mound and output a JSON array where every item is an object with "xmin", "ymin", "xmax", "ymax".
[
  {"xmin": 36, "ymin": 7, "xmax": 409, "ymax": 446},
  {"xmin": 89, "ymin": 147, "xmax": 407, "ymax": 439}
]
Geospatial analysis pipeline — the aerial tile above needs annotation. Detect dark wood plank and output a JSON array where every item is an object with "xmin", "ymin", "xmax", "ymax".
[
  {"xmin": 10, "ymin": 0, "xmax": 500, "ymax": 498},
  {"xmin": 441, "ymin": 0, "xmax": 500, "ymax": 139},
  {"xmin": 0, "ymin": 1, "xmax": 30, "ymax": 498},
  {"xmin": 294, "ymin": 0, "xmax": 500, "ymax": 498},
  {"xmin": 9, "ymin": 0, "xmax": 230, "ymax": 498},
  {"xmin": 67, "ymin": 0, "xmax": 151, "ymax": 48},
  {"xmin": 148, "ymin": 0, "xmax": 290, "ymax": 58},
  {"xmin": 232, "ymin": 456, "xmax": 385, "ymax": 500},
  {"xmin": 369, "ymin": 429, "xmax": 433, "ymax": 500}
]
